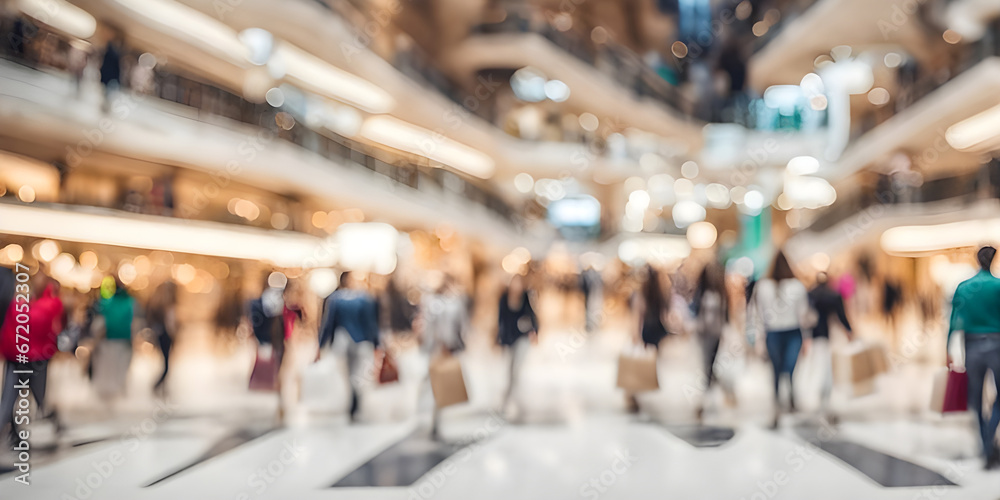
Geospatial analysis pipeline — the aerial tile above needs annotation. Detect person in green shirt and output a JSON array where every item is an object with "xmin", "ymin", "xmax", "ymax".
[
  {"xmin": 948, "ymin": 246, "xmax": 1000, "ymax": 469},
  {"xmin": 93, "ymin": 277, "xmax": 136, "ymax": 401}
]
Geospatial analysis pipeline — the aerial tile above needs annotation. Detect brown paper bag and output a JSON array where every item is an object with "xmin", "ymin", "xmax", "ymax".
[
  {"xmin": 867, "ymin": 344, "xmax": 889, "ymax": 375},
  {"xmin": 616, "ymin": 351, "xmax": 659, "ymax": 392},
  {"xmin": 833, "ymin": 342, "xmax": 885, "ymax": 397},
  {"xmin": 429, "ymin": 353, "xmax": 469, "ymax": 408}
]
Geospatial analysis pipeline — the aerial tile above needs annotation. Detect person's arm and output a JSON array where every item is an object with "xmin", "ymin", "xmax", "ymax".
[
  {"xmin": 527, "ymin": 296, "xmax": 539, "ymax": 334},
  {"xmin": 497, "ymin": 296, "xmax": 505, "ymax": 345},
  {"xmin": 370, "ymin": 299, "xmax": 381, "ymax": 348},
  {"xmin": 947, "ymin": 286, "xmax": 963, "ymax": 360},
  {"xmin": 796, "ymin": 286, "xmax": 812, "ymax": 354},
  {"xmin": 524, "ymin": 292, "xmax": 539, "ymax": 342},
  {"xmin": 318, "ymin": 297, "xmax": 336, "ymax": 348},
  {"xmin": 459, "ymin": 296, "xmax": 471, "ymax": 343}
]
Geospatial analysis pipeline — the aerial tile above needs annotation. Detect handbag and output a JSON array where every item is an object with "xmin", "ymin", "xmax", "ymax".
[
  {"xmin": 942, "ymin": 368, "xmax": 968, "ymax": 413},
  {"xmin": 249, "ymin": 345, "xmax": 279, "ymax": 391},
  {"xmin": 930, "ymin": 367, "xmax": 969, "ymax": 413},
  {"xmin": 376, "ymin": 348, "xmax": 399, "ymax": 384}
]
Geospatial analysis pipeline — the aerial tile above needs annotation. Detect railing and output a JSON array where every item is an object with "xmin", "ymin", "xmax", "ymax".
[
  {"xmin": 803, "ymin": 163, "xmax": 1000, "ymax": 233},
  {"xmin": 850, "ymin": 20, "xmax": 1000, "ymax": 139},
  {"xmin": 0, "ymin": 17, "xmax": 519, "ymax": 227},
  {"xmin": 469, "ymin": 11, "xmax": 704, "ymax": 120},
  {"xmin": 152, "ymin": 70, "xmax": 519, "ymax": 224}
]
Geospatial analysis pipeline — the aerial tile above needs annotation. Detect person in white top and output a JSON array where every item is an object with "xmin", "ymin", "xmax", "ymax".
[{"xmin": 748, "ymin": 250, "xmax": 812, "ymax": 426}]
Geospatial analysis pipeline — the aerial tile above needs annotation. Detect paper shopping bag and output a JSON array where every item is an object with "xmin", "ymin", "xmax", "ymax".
[
  {"xmin": 616, "ymin": 348, "xmax": 659, "ymax": 393},
  {"xmin": 429, "ymin": 353, "xmax": 468, "ymax": 408}
]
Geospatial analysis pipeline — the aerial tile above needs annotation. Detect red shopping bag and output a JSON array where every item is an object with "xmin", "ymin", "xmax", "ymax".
[
  {"xmin": 942, "ymin": 368, "xmax": 968, "ymax": 413},
  {"xmin": 376, "ymin": 348, "xmax": 399, "ymax": 384},
  {"xmin": 249, "ymin": 348, "xmax": 279, "ymax": 391}
]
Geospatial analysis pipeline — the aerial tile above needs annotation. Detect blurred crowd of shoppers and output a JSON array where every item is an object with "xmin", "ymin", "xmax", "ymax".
[{"xmin": 2, "ymin": 242, "xmax": 1000, "ymax": 471}]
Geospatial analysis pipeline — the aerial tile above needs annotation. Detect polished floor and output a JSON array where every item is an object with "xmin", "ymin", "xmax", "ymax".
[{"xmin": 1, "ymin": 310, "xmax": 999, "ymax": 499}]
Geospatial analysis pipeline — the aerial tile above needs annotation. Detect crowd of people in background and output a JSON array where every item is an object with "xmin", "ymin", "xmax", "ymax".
[{"xmin": 1, "ymin": 244, "xmax": 999, "ymax": 468}]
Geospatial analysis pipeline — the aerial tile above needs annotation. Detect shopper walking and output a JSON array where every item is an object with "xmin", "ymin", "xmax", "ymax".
[
  {"xmin": 319, "ymin": 271, "xmax": 380, "ymax": 422},
  {"xmin": 693, "ymin": 261, "xmax": 729, "ymax": 421},
  {"xmin": 498, "ymin": 273, "xmax": 538, "ymax": 413},
  {"xmin": 421, "ymin": 274, "xmax": 469, "ymax": 355},
  {"xmin": 948, "ymin": 246, "xmax": 1000, "ymax": 469},
  {"xmin": 580, "ymin": 264, "xmax": 603, "ymax": 333},
  {"xmin": 93, "ymin": 277, "xmax": 136, "ymax": 401},
  {"xmin": 0, "ymin": 274, "xmax": 63, "ymax": 444},
  {"xmin": 808, "ymin": 272, "xmax": 853, "ymax": 418},
  {"xmin": 147, "ymin": 280, "xmax": 177, "ymax": 397},
  {"xmin": 748, "ymin": 250, "xmax": 811, "ymax": 427},
  {"xmin": 634, "ymin": 266, "xmax": 671, "ymax": 350},
  {"xmin": 420, "ymin": 274, "xmax": 469, "ymax": 438}
]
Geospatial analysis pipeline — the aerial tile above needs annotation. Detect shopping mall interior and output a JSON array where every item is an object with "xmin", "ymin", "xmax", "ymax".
[{"xmin": 2, "ymin": 0, "xmax": 1000, "ymax": 498}]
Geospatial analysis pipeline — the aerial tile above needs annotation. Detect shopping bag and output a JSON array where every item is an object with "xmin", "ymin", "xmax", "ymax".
[
  {"xmin": 867, "ymin": 344, "xmax": 889, "ymax": 375},
  {"xmin": 832, "ymin": 341, "xmax": 884, "ymax": 397},
  {"xmin": 429, "ymin": 352, "xmax": 468, "ymax": 408},
  {"xmin": 942, "ymin": 368, "xmax": 968, "ymax": 413},
  {"xmin": 301, "ymin": 353, "xmax": 344, "ymax": 411},
  {"xmin": 616, "ymin": 347, "xmax": 659, "ymax": 393},
  {"xmin": 930, "ymin": 368, "xmax": 968, "ymax": 413},
  {"xmin": 376, "ymin": 348, "xmax": 399, "ymax": 385},
  {"xmin": 249, "ymin": 346, "xmax": 279, "ymax": 391}
]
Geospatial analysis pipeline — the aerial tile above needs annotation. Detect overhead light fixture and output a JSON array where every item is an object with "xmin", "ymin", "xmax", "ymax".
[
  {"xmin": 672, "ymin": 200, "xmax": 706, "ymax": 228},
  {"xmin": 881, "ymin": 219, "xmax": 1000, "ymax": 255},
  {"xmin": 618, "ymin": 236, "xmax": 691, "ymax": 266},
  {"xmin": 543, "ymin": 80, "xmax": 571, "ymax": 102},
  {"xmin": 0, "ymin": 203, "xmax": 336, "ymax": 268},
  {"xmin": 511, "ymin": 67, "xmax": 547, "ymax": 102},
  {"xmin": 686, "ymin": 221, "xmax": 718, "ymax": 249},
  {"xmin": 239, "ymin": 28, "xmax": 274, "ymax": 65},
  {"xmin": 114, "ymin": 0, "xmax": 249, "ymax": 64},
  {"xmin": 18, "ymin": 0, "xmax": 96, "ymax": 39},
  {"xmin": 274, "ymin": 42, "xmax": 394, "ymax": 113},
  {"xmin": 359, "ymin": 116, "xmax": 495, "ymax": 178},
  {"xmin": 335, "ymin": 222, "xmax": 397, "ymax": 275},
  {"xmin": 787, "ymin": 156, "xmax": 820, "ymax": 175},
  {"xmin": 946, "ymin": 103, "xmax": 1000, "ymax": 151},
  {"xmin": 819, "ymin": 59, "xmax": 874, "ymax": 95},
  {"xmin": 782, "ymin": 176, "xmax": 836, "ymax": 209}
]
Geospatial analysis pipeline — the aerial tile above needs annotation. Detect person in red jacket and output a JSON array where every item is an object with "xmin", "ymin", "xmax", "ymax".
[{"xmin": 0, "ymin": 274, "xmax": 64, "ymax": 443}]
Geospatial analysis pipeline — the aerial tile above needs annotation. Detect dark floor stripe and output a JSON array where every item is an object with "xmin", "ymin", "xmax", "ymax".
[
  {"xmin": 663, "ymin": 425, "xmax": 736, "ymax": 447},
  {"xmin": 795, "ymin": 424, "xmax": 957, "ymax": 488},
  {"xmin": 331, "ymin": 432, "xmax": 465, "ymax": 488},
  {"xmin": 144, "ymin": 426, "xmax": 276, "ymax": 487}
]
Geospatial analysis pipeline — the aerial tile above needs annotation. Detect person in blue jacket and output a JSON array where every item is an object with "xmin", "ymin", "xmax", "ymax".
[{"xmin": 320, "ymin": 271, "xmax": 380, "ymax": 422}]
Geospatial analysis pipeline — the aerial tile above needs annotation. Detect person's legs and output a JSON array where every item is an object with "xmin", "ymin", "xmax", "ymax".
[
  {"xmin": 965, "ymin": 337, "xmax": 990, "ymax": 459},
  {"xmin": 784, "ymin": 331, "xmax": 803, "ymax": 411},
  {"xmin": 154, "ymin": 331, "xmax": 171, "ymax": 392},
  {"xmin": 29, "ymin": 360, "xmax": 48, "ymax": 411},
  {"xmin": 346, "ymin": 341, "xmax": 360, "ymax": 421},
  {"xmin": 982, "ymin": 338, "xmax": 1000, "ymax": 463},
  {"xmin": 703, "ymin": 336, "xmax": 721, "ymax": 388},
  {"xmin": 0, "ymin": 362, "xmax": 18, "ymax": 439},
  {"xmin": 766, "ymin": 332, "xmax": 784, "ymax": 411},
  {"xmin": 814, "ymin": 338, "xmax": 835, "ymax": 412},
  {"xmin": 698, "ymin": 335, "xmax": 721, "ymax": 422},
  {"xmin": 765, "ymin": 331, "xmax": 783, "ymax": 402}
]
